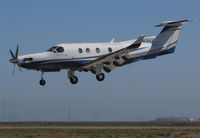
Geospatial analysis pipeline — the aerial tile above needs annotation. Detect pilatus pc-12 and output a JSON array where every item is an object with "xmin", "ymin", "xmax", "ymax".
[{"xmin": 9, "ymin": 20, "xmax": 191, "ymax": 86}]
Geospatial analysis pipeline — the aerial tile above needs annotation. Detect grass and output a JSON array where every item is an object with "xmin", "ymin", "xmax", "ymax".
[
  {"xmin": 0, "ymin": 129, "xmax": 199, "ymax": 138},
  {"xmin": 1, "ymin": 121, "xmax": 200, "ymax": 127},
  {"xmin": 0, "ymin": 122, "xmax": 199, "ymax": 137}
]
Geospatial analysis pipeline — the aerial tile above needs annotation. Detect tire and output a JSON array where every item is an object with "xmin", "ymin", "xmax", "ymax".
[
  {"xmin": 40, "ymin": 79, "xmax": 46, "ymax": 86},
  {"xmin": 96, "ymin": 73, "xmax": 105, "ymax": 81},
  {"xmin": 70, "ymin": 76, "xmax": 78, "ymax": 84}
]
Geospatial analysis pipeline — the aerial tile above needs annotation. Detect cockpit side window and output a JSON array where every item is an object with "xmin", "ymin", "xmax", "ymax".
[{"xmin": 56, "ymin": 47, "xmax": 64, "ymax": 53}]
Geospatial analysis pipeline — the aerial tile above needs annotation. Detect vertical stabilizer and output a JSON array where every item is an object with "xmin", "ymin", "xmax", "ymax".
[{"xmin": 152, "ymin": 20, "xmax": 192, "ymax": 50}]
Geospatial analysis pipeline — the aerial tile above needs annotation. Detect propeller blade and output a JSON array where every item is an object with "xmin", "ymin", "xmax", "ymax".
[
  {"xmin": 9, "ymin": 50, "xmax": 15, "ymax": 58},
  {"xmin": 16, "ymin": 45, "xmax": 19, "ymax": 58},
  {"xmin": 12, "ymin": 64, "xmax": 16, "ymax": 76},
  {"xmin": 18, "ymin": 65, "xmax": 22, "ymax": 72}
]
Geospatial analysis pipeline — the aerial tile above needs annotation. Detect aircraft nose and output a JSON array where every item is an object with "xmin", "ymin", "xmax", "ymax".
[{"xmin": 9, "ymin": 58, "xmax": 18, "ymax": 64}]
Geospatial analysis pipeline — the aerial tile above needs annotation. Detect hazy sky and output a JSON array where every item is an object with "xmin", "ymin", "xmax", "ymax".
[{"xmin": 0, "ymin": 0, "xmax": 199, "ymax": 121}]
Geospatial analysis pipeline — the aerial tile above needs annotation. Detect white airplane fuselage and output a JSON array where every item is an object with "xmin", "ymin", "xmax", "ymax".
[{"xmin": 18, "ymin": 36, "xmax": 173, "ymax": 71}]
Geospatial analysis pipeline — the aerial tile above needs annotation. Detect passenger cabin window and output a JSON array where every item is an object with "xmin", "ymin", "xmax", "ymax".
[
  {"xmin": 96, "ymin": 48, "xmax": 100, "ymax": 53},
  {"xmin": 78, "ymin": 48, "xmax": 82, "ymax": 53},
  {"xmin": 86, "ymin": 48, "xmax": 90, "ymax": 53},
  {"xmin": 108, "ymin": 47, "xmax": 112, "ymax": 53}
]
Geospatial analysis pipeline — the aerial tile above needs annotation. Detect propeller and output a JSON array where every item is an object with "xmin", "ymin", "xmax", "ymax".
[{"xmin": 9, "ymin": 45, "xmax": 22, "ymax": 76}]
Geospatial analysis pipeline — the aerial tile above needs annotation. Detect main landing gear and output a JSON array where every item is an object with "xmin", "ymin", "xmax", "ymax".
[
  {"xmin": 68, "ymin": 69, "xmax": 105, "ymax": 84},
  {"xmin": 69, "ymin": 76, "xmax": 78, "ymax": 84},
  {"xmin": 39, "ymin": 71, "xmax": 46, "ymax": 86},
  {"xmin": 68, "ymin": 69, "xmax": 78, "ymax": 84},
  {"xmin": 94, "ymin": 64, "xmax": 105, "ymax": 82},
  {"xmin": 96, "ymin": 73, "xmax": 105, "ymax": 81}
]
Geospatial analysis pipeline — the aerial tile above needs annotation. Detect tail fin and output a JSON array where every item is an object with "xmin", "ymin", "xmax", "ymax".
[{"xmin": 152, "ymin": 20, "xmax": 192, "ymax": 50}]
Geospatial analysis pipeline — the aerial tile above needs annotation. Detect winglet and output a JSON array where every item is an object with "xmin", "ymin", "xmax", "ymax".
[
  {"xmin": 155, "ymin": 19, "xmax": 194, "ymax": 27},
  {"xmin": 127, "ymin": 35, "xmax": 145, "ymax": 49},
  {"xmin": 134, "ymin": 35, "xmax": 145, "ymax": 44}
]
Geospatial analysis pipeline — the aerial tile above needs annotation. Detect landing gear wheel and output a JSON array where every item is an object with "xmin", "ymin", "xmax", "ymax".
[
  {"xmin": 70, "ymin": 76, "xmax": 78, "ymax": 84},
  {"xmin": 40, "ymin": 79, "xmax": 46, "ymax": 86},
  {"xmin": 96, "ymin": 73, "xmax": 105, "ymax": 81}
]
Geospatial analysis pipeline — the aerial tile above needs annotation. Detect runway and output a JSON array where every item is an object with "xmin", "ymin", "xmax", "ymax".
[{"xmin": 1, "ymin": 126, "xmax": 200, "ymax": 129}]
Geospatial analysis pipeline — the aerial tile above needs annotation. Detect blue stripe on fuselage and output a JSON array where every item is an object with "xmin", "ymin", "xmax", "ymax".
[
  {"xmin": 135, "ymin": 46, "xmax": 149, "ymax": 51},
  {"xmin": 77, "ymin": 60, "xmax": 92, "ymax": 64}
]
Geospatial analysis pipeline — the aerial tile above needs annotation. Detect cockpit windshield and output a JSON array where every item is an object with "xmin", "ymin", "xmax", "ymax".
[
  {"xmin": 47, "ymin": 46, "xmax": 57, "ymax": 52},
  {"xmin": 47, "ymin": 46, "xmax": 64, "ymax": 53}
]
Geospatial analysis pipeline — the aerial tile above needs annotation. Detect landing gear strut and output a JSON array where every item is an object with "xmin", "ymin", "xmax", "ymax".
[
  {"xmin": 96, "ymin": 73, "xmax": 105, "ymax": 81},
  {"xmin": 68, "ymin": 69, "xmax": 78, "ymax": 84},
  {"xmin": 94, "ymin": 64, "xmax": 105, "ymax": 82},
  {"xmin": 39, "ymin": 71, "xmax": 46, "ymax": 86}
]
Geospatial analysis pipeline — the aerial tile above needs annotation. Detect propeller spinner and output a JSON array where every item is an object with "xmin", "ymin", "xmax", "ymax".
[{"xmin": 9, "ymin": 45, "xmax": 22, "ymax": 76}]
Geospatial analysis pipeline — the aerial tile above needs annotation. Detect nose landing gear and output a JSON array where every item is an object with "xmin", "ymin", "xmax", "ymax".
[
  {"xmin": 39, "ymin": 71, "xmax": 46, "ymax": 86},
  {"xmin": 40, "ymin": 79, "xmax": 46, "ymax": 86}
]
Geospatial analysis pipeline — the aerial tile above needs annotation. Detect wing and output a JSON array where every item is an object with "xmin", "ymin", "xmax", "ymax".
[{"xmin": 79, "ymin": 35, "xmax": 144, "ymax": 71}]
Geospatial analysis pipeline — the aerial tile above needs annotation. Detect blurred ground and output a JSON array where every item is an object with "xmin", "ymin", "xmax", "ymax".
[{"xmin": 0, "ymin": 122, "xmax": 200, "ymax": 137}]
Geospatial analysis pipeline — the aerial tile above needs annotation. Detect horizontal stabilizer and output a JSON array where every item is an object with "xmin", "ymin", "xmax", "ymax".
[{"xmin": 155, "ymin": 19, "xmax": 194, "ymax": 27}]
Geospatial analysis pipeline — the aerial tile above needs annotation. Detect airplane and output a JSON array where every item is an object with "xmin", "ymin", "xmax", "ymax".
[{"xmin": 9, "ymin": 20, "xmax": 192, "ymax": 86}]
